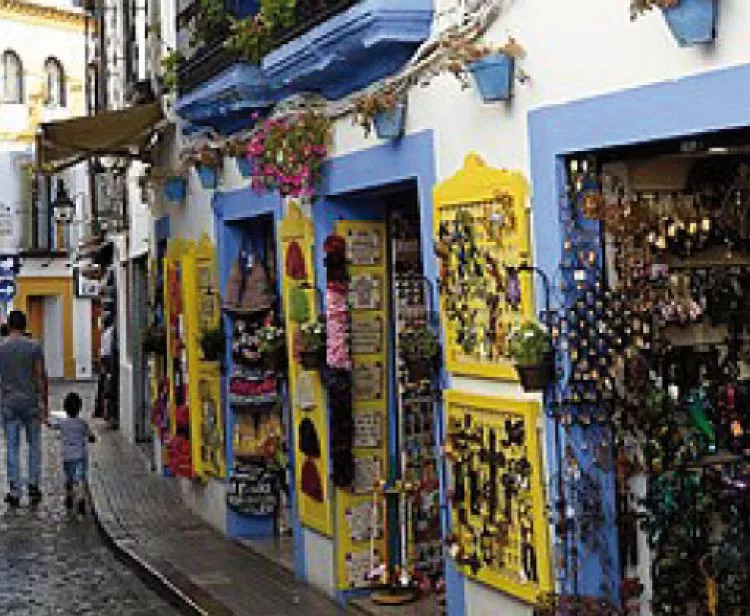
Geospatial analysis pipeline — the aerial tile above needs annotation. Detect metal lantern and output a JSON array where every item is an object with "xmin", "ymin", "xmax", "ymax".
[{"xmin": 52, "ymin": 179, "xmax": 75, "ymax": 224}]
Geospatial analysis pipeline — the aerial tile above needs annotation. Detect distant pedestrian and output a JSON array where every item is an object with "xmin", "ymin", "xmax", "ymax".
[
  {"xmin": 0, "ymin": 310, "xmax": 48, "ymax": 507},
  {"xmin": 54, "ymin": 392, "xmax": 95, "ymax": 515},
  {"xmin": 0, "ymin": 324, "xmax": 8, "ymax": 337}
]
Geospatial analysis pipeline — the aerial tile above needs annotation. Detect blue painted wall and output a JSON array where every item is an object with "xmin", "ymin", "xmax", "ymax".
[{"xmin": 529, "ymin": 62, "xmax": 750, "ymax": 602}]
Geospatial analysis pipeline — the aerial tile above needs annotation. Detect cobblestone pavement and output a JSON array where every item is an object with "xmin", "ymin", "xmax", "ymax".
[
  {"xmin": 0, "ymin": 424, "xmax": 183, "ymax": 616},
  {"xmin": 90, "ymin": 425, "xmax": 351, "ymax": 616}
]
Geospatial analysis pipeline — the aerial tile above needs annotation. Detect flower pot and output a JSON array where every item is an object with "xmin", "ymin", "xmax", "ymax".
[
  {"xmin": 467, "ymin": 53, "xmax": 515, "ymax": 102},
  {"xmin": 515, "ymin": 354, "xmax": 554, "ymax": 392},
  {"xmin": 235, "ymin": 156, "xmax": 253, "ymax": 178},
  {"xmin": 196, "ymin": 164, "xmax": 218, "ymax": 189},
  {"xmin": 299, "ymin": 350, "xmax": 324, "ymax": 371},
  {"xmin": 663, "ymin": 0, "xmax": 718, "ymax": 46},
  {"xmin": 374, "ymin": 104, "xmax": 406, "ymax": 140},
  {"xmin": 163, "ymin": 176, "xmax": 186, "ymax": 202}
]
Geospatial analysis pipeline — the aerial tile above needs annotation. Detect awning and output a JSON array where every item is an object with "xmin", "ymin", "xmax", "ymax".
[{"xmin": 37, "ymin": 102, "xmax": 164, "ymax": 173}]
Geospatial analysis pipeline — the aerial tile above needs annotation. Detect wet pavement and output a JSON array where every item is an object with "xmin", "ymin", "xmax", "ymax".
[{"xmin": 0, "ymin": 424, "xmax": 183, "ymax": 616}]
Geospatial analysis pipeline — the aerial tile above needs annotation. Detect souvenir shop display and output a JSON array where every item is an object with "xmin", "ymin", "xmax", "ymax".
[
  {"xmin": 391, "ymin": 210, "xmax": 443, "ymax": 590},
  {"xmin": 281, "ymin": 202, "xmax": 331, "ymax": 536},
  {"xmin": 434, "ymin": 153, "xmax": 533, "ymax": 380},
  {"xmin": 553, "ymin": 153, "xmax": 750, "ymax": 614},
  {"xmin": 224, "ymin": 248, "xmax": 287, "ymax": 519},
  {"xmin": 333, "ymin": 221, "xmax": 390, "ymax": 590},
  {"xmin": 164, "ymin": 255, "xmax": 192, "ymax": 477},
  {"xmin": 162, "ymin": 237, "xmax": 226, "ymax": 479},
  {"xmin": 444, "ymin": 392, "xmax": 551, "ymax": 604}
]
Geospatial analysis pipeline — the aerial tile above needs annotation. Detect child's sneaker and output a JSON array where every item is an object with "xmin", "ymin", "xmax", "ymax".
[
  {"xmin": 64, "ymin": 493, "xmax": 73, "ymax": 509},
  {"xmin": 4, "ymin": 493, "xmax": 19, "ymax": 508},
  {"xmin": 77, "ymin": 498, "xmax": 86, "ymax": 516}
]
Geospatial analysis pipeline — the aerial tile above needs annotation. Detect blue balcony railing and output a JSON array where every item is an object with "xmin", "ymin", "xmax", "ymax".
[{"xmin": 177, "ymin": 0, "xmax": 357, "ymax": 95}]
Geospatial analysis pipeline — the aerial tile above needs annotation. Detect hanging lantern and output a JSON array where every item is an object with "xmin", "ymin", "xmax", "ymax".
[{"xmin": 52, "ymin": 179, "xmax": 75, "ymax": 224}]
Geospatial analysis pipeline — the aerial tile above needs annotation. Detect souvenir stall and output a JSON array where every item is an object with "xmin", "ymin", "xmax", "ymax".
[
  {"xmin": 162, "ymin": 237, "xmax": 225, "ymax": 480},
  {"xmin": 304, "ymin": 188, "xmax": 444, "ymax": 605},
  {"xmin": 221, "ymin": 215, "xmax": 290, "ymax": 536},
  {"xmin": 547, "ymin": 146, "xmax": 750, "ymax": 615},
  {"xmin": 434, "ymin": 154, "xmax": 553, "ymax": 606}
]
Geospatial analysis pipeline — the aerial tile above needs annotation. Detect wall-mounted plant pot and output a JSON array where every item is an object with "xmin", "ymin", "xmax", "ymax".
[
  {"xmin": 515, "ymin": 354, "xmax": 554, "ymax": 392},
  {"xmin": 663, "ymin": 0, "xmax": 717, "ymax": 46},
  {"xmin": 196, "ymin": 164, "xmax": 218, "ymax": 189},
  {"xmin": 405, "ymin": 360, "xmax": 434, "ymax": 384},
  {"xmin": 163, "ymin": 176, "xmax": 186, "ymax": 202},
  {"xmin": 374, "ymin": 103, "xmax": 406, "ymax": 140},
  {"xmin": 467, "ymin": 53, "xmax": 515, "ymax": 102},
  {"xmin": 235, "ymin": 156, "xmax": 253, "ymax": 178}
]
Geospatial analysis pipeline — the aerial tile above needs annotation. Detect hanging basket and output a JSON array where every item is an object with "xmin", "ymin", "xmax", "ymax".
[
  {"xmin": 467, "ymin": 53, "xmax": 515, "ymax": 102},
  {"xmin": 163, "ymin": 176, "xmax": 186, "ymax": 202},
  {"xmin": 374, "ymin": 103, "xmax": 406, "ymax": 140},
  {"xmin": 662, "ymin": 0, "xmax": 718, "ymax": 46},
  {"xmin": 196, "ymin": 164, "xmax": 218, "ymax": 189},
  {"xmin": 515, "ymin": 354, "xmax": 554, "ymax": 392},
  {"xmin": 235, "ymin": 156, "xmax": 253, "ymax": 178}
]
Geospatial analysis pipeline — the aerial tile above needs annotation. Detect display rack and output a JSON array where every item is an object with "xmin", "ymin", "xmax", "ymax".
[{"xmin": 433, "ymin": 153, "xmax": 533, "ymax": 380}]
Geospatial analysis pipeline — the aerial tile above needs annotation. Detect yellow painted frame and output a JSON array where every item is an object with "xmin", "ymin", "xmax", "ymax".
[
  {"xmin": 14, "ymin": 276, "xmax": 75, "ymax": 378},
  {"xmin": 334, "ymin": 220, "xmax": 390, "ymax": 590},
  {"xmin": 444, "ymin": 390, "xmax": 552, "ymax": 604},
  {"xmin": 434, "ymin": 153, "xmax": 534, "ymax": 380},
  {"xmin": 281, "ymin": 202, "xmax": 332, "ymax": 537},
  {"xmin": 184, "ymin": 236, "xmax": 225, "ymax": 479},
  {"xmin": 164, "ymin": 238, "xmax": 188, "ymax": 438}
]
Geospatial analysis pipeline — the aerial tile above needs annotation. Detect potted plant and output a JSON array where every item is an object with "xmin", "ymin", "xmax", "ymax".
[
  {"xmin": 246, "ymin": 111, "xmax": 331, "ymax": 198},
  {"xmin": 258, "ymin": 324, "xmax": 286, "ymax": 370},
  {"xmin": 630, "ymin": 0, "xmax": 718, "ymax": 46},
  {"xmin": 399, "ymin": 326, "xmax": 441, "ymax": 383},
  {"xmin": 163, "ymin": 175, "xmax": 186, "ymax": 202},
  {"xmin": 296, "ymin": 319, "xmax": 326, "ymax": 370},
  {"xmin": 353, "ymin": 87, "xmax": 406, "ymax": 139},
  {"xmin": 226, "ymin": 140, "xmax": 253, "ymax": 178},
  {"xmin": 507, "ymin": 320, "xmax": 554, "ymax": 392},
  {"xmin": 142, "ymin": 325, "xmax": 166, "ymax": 355},
  {"xmin": 442, "ymin": 36, "xmax": 526, "ymax": 102},
  {"xmin": 192, "ymin": 145, "xmax": 222, "ymax": 189},
  {"xmin": 199, "ymin": 324, "xmax": 225, "ymax": 362}
]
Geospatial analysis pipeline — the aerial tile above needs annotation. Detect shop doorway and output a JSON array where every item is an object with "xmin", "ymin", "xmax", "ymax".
[{"xmin": 558, "ymin": 127, "xmax": 750, "ymax": 614}]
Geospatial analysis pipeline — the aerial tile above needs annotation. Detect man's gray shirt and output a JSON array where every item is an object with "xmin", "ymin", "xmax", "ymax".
[{"xmin": 0, "ymin": 336, "xmax": 44, "ymax": 420}]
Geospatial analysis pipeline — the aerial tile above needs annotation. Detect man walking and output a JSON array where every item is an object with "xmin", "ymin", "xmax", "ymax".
[{"xmin": 0, "ymin": 310, "xmax": 48, "ymax": 506}]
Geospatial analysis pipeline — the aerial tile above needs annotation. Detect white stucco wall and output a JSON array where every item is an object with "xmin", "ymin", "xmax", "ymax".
[{"xmin": 156, "ymin": 0, "xmax": 750, "ymax": 611}]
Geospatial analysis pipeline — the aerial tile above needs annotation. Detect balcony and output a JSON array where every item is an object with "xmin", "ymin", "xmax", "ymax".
[{"xmin": 175, "ymin": 0, "xmax": 433, "ymax": 133}]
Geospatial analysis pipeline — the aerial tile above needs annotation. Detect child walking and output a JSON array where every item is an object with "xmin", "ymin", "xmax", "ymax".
[{"xmin": 56, "ymin": 393, "xmax": 95, "ymax": 515}]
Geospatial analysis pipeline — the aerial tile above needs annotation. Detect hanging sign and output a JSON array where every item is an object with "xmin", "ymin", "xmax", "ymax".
[{"xmin": 0, "ymin": 278, "xmax": 15, "ymax": 302}]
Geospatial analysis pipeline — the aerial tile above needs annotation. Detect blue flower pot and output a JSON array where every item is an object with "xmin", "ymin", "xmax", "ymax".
[
  {"xmin": 374, "ymin": 104, "xmax": 406, "ymax": 140},
  {"xmin": 467, "ymin": 53, "xmax": 515, "ymax": 102},
  {"xmin": 196, "ymin": 164, "xmax": 218, "ymax": 189},
  {"xmin": 663, "ymin": 0, "xmax": 718, "ymax": 46},
  {"xmin": 235, "ymin": 156, "xmax": 253, "ymax": 178},
  {"xmin": 163, "ymin": 176, "xmax": 186, "ymax": 202}
]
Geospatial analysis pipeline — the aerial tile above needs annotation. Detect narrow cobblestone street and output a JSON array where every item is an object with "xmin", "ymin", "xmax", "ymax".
[{"xmin": 0, "ymin": 424, "xmax": 183, "ymax": 616}]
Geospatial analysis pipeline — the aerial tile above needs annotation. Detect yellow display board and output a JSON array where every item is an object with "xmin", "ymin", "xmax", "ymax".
[
  {"xmin": 434, "ymin": 153, "xmax": 533, "ymax": 380},
  {"xmin": 335, "ymin": 220, "xmax": 390, "ymax": 589},
  {"xmin": 164, "ymin": 236, "xmax": 225, "ymax": 479},
  {"xmin": 445, "ymin": 391, "xmax": 551, "ymax": 604},
  {"xmin": 281, "ymin": 202, "xmax": 332, "ymax": 537}
]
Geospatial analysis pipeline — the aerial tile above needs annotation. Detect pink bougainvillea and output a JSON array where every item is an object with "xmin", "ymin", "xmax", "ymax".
[{"xmin": 245, "ymin": 111, "xmax": 331, "ymax": 198}]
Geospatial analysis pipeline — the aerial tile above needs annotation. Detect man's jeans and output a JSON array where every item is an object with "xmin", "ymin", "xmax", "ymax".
[{"xmin": 2, "ymin": 415, "xmax": 41, "ymax": 497}]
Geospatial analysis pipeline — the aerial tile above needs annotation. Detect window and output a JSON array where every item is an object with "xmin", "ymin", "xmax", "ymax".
[
  {"xmin": 44, "ymin": 57, "xmax": 66, "ymax": 107},
  {"xmin": 1, "ymin": 50, "xmax": 23, "ymax": 103}
]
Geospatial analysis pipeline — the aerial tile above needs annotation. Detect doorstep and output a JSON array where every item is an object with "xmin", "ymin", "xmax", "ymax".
[
  {"xmin": 349, "ymin": 595, "xmax": 443, "ymax": 616},
  {"xmin": 236, "ymin": 535, "xmax": 296, "ymax": 574}
]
